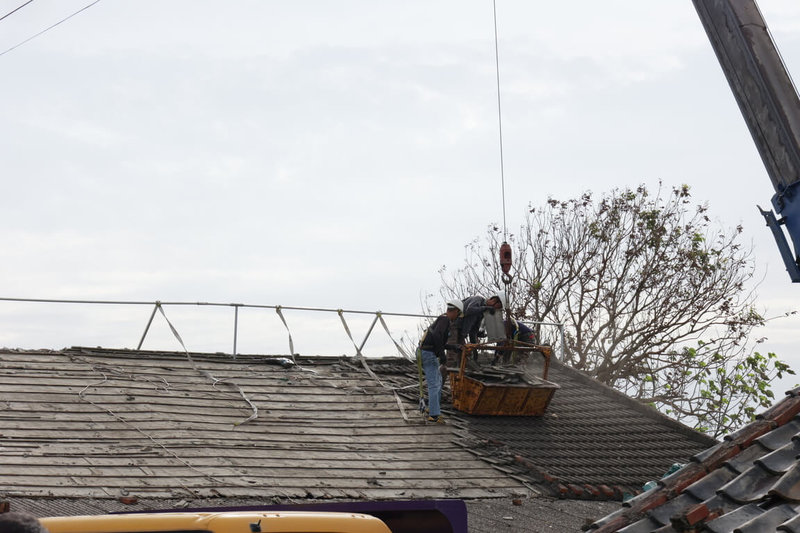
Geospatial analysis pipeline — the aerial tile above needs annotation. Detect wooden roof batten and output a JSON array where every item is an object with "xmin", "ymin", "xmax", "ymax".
[{"xmin": 0, "ymin": 347, "xmax": 529, "ymax": 502}]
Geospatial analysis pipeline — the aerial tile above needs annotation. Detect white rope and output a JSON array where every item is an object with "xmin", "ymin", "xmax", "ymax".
[
  {"xmin": 337, "ymin": 310, "xmax": 410, "ymax": 422},
  {"xmin": 156, "ymin": 304, "xmax": 258, "ymax": 426},
  {"xmin": 378, "ymin": 312, "xmax": 413, "ymax": 360},
  {"xmin": 275, "ymin": 306, "xmax": 296, "ymax": 362},
  {"xmin": 337, "ymin": 309, "xmax": 362, "ymax": 356}
]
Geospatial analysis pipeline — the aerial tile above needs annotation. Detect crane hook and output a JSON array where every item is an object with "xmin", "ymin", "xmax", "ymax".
[{"xmin": 499, "ymin": 241, "xmax": 513, "ymax": 285}]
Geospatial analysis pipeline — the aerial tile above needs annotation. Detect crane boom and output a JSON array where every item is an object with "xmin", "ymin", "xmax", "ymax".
[{"xmin": 692, "ymin": 0, "xmax": 800, "ymax": 281}]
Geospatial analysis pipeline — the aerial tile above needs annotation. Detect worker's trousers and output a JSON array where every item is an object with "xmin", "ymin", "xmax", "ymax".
[{"xmin": 421, "ymin": 349, "xmax": 442, "ymax": 417}]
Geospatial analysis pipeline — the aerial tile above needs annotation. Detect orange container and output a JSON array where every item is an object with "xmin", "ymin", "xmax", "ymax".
[{"xmin": 449, "ymin": 345, "xmax": 559, "ymax": 416}]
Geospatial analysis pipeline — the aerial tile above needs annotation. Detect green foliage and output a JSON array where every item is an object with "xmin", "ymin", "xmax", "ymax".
[{"xmin": 690, "ymin": 348, "xmax": 794, "ymax": 434}]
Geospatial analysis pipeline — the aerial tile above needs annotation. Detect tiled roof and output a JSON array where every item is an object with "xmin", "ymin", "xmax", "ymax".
[
  {"xmin": 588, "ymin": 387, "xmax": 800, "ymax": 532},
  {"xmin": 0, "ymin": 346, "xmax": 712, "ymax": 512},
  {"xmin": 370, "ymin": 357, "xmax": 715, "ymax": 499}
]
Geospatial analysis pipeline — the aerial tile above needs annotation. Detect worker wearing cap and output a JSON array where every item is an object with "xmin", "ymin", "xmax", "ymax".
[
  {"xmin": 418, "ymin": 300, "xmax": 463, "ymax": 423},
  {"xmin": 458, "ymin": 293, "xmax": 505, "ymax": 344}
]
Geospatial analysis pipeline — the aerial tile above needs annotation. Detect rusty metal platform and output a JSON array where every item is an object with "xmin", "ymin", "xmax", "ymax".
[{"xmin": 449, "ymin": 345, "xmax": 560, "ymax": 416}]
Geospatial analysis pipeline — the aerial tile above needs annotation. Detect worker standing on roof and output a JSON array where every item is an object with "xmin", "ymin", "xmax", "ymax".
[
  {"xmin": 418, "ymin": 300, "xmax": 463, "ymax": 424},
  {"xmin": 458, "ymin": 293, "xmax": 505, "ymax": 344}
]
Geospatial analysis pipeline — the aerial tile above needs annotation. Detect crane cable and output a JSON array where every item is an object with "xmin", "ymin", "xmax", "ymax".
[
  {"xmin": 492, "ymin": 1, "xmax": 514, "ymax": 293},
  {"xmin": 492, "ymin": 0, "xmax": 508, "ymax": 242}
]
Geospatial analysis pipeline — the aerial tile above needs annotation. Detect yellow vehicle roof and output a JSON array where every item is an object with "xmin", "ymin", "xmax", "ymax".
[{"xmin": 40, "ymin": 511, "xmax": 391, "ymax": 533}]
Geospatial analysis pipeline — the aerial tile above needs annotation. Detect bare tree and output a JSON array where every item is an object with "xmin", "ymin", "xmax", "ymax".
[{"xmin": 439, "ymin": 184, "xmax": 793, "ymax": 437}]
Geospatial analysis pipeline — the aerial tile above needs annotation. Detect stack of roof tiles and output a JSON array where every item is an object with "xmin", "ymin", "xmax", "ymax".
[{"xmin": 588, "ymin": 387, "xmax": 800, "ymax": 532}]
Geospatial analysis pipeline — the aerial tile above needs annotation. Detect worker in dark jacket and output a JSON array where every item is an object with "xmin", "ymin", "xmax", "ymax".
[
  {"xmin": 510, "ymin": 318, "xmax": 535, "ymax": 344},
  {"xmin": 459, "ymin": 293, "xmax": 505, "ymax": 344},
  {"xmin": 418, "ymin": 300, "xmax": 463, "ymax": 423},
  {"xmin": 495, "ymin": 318, "xmax": 537, "ymax": 364}
]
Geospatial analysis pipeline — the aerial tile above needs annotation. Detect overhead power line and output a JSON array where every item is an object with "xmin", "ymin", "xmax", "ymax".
[
  {"xmin": 0, "ymin": 0, "xmax": 34, "ymax": 23},
  {"xmin": 0, "ymin": 0, "xmax": 101, "ymax": 58}
]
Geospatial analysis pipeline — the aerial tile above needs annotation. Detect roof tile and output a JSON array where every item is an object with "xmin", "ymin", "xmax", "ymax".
[
  {"xmin": 718, "ymin": 464, "xmax": 781, "ymax": 503},
  {"xmin": 682, "ymin": 466, "xmax": 737, "ymax": 501},
  {"xmin": 778, "ymin": 513, "xmax": 800, "ymax": 532},
  {"xmin": 724, "ymin": 440, "xmax": 770, "ymax": 474},
  {"xmin": 0, "ymin": 345, "xmax": 721, "ymax": 528},
  {"xmin": 645, "ymin": 493, "xmax": 700, "ymax": 527},
  {"xmin": 667, "ymin": 494, "xmax": 738, "ymax": 530},
  {"xmin": 755, "ymin": 439, "xmax": 800, "ymax": 475},
  {"xmin": 703, "ymin": 503, "xmax": 764, "ymax": 533},
  {"xmin": 735, "ymin": 504, "xmax": 798, "ymax": 533},
  {"xmin": 756, "ymin": 416, "xmax": 800, "ymax": 450},
  {"xmin": 650, "ymin": 525, "xmax": 675, "ymax": 533},
  {"xmin": 655, "ymin": 461, "xmax": 706, "ymax": 495},
  {"xmin": 690, "ymin": 439, "xmax": 741, "ymax": 470},
  {"xmin": 768, "ymin": 462, "xmax": 800, "ymax": 502},
  {"xmin": 621, "ymin": 489, "xmax": 668, "ymax": 513},
  {"xmin": 670, "ymin": 501, "xmax": 709, "ymax": 529},
  {"xmin": 702, "ymin": 493, "xmax": 743, "ymax": 516},
  {"xmin": 595, "ymin": 515, "xmax": 638, "ymax": 533},
  {"xmin": 724, "ymin": 418, "xmax": 776, "ymax": 448},
  {"xmin": 617, "ymin": 517, "xmax": 662, "ymax": 533},
  {"xmin": 758, "ymin": 396, "xmax": 800, "ymax": 426}
]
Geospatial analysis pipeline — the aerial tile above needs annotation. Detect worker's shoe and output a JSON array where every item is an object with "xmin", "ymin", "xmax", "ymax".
[{"xmin": 426, "ymin": 415, "xmax": 445, "ymax": 424}]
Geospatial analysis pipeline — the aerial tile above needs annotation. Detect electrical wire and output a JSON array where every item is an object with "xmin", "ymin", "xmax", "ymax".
[
  {"xmin": 492, "ymin": 0, "xmax": 508, "ymax": 240},
  {"xmin": 0, "ymin": 0, "xmax": 101, "ymax": 58},
  {"xmin": 0, "ymin": 0, "xmax": 34, "ymax": 23}
]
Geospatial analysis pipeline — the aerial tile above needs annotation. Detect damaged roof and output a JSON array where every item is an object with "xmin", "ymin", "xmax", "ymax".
[
  {"xmin": 0, "ymin": 346, "xmax": 713, "ymax": 509},
  {"xmin": 0, "ymin": 347, "xmax": 521, "ymax": 501}
]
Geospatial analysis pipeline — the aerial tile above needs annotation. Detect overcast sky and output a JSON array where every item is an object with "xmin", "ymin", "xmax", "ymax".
[{"xmin": 1, "ymin": 1, "xmax": 799, "ymax": 386}]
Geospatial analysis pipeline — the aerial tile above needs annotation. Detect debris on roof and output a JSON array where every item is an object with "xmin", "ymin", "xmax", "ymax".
[
  {"xmin": 0, "ymin": 347, "xmax": 523, "ymax": 500},
  {"xmin": 0, "ymin": 346, "xmax": 713, "ymax": 514}
]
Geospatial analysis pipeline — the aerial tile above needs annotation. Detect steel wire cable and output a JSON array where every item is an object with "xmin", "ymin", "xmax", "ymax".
[
  {"xmin": 0, "ymin": 0, "xmax": 101, "ymax": 57},
  {"xmin": 492, "ymin": 0, "xmax": 508, "ymax": 241}
]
